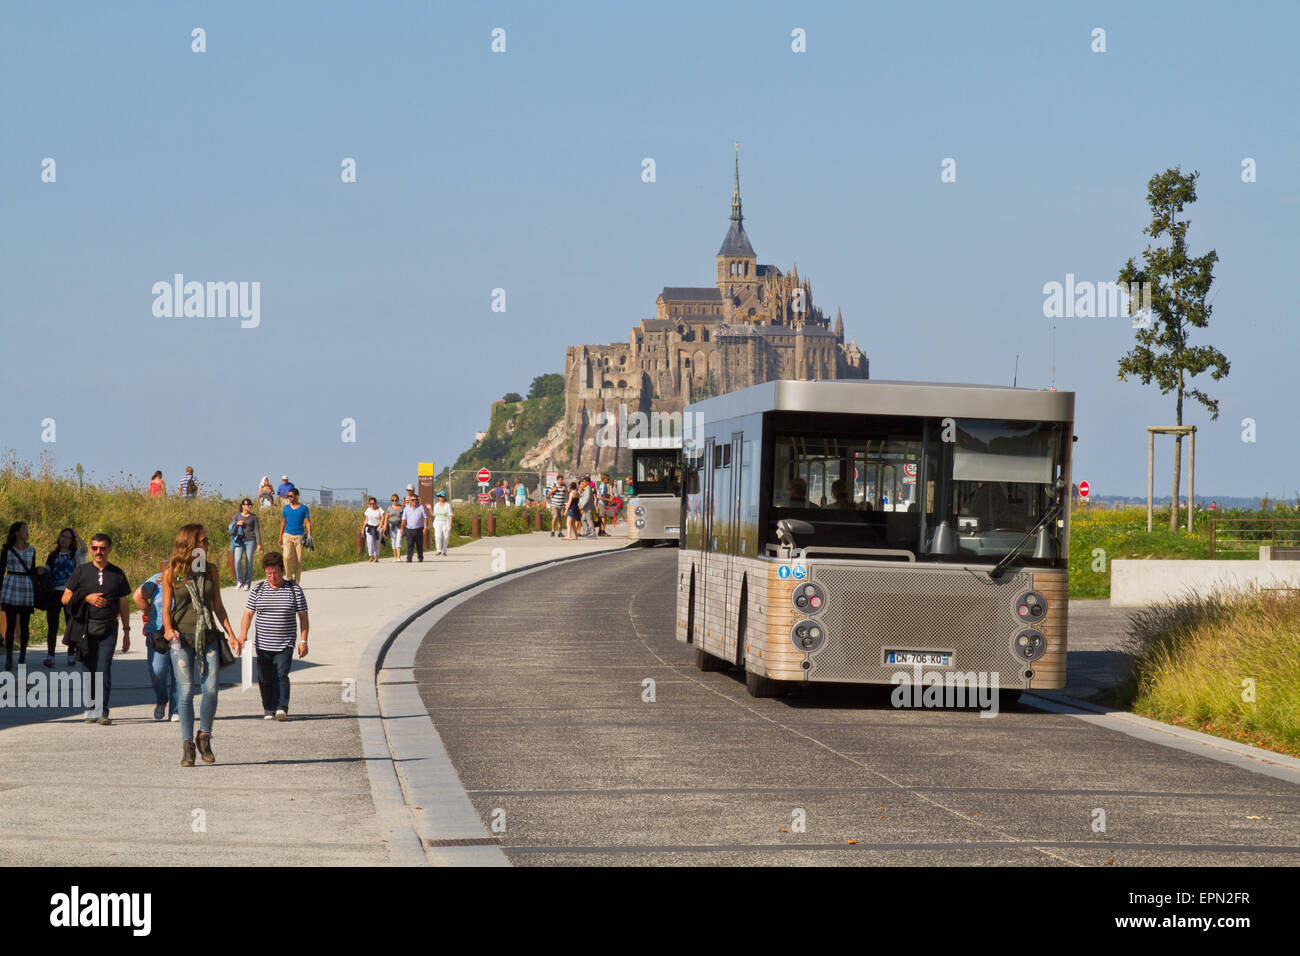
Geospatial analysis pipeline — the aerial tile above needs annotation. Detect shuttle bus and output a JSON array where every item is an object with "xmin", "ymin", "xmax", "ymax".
[
  {"xmin": 675, "ymin": 379, "xmax": 1073, "ymax": 702},
  {"xmin": 626, "ymin": 435, "xmax": 683, "ymax": 544}
]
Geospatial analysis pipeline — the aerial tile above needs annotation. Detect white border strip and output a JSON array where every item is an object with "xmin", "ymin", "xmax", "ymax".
[{"xmin": 1025, "ymin": 691, "xmax": 1300, "ymax": 786}]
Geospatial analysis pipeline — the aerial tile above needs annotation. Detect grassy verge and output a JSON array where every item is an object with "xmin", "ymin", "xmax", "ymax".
[
  {"xmin": 0, "ymin": 458, "xmax": 538, "ymax": 649},
  {"xmin": 1103, "ymin": 591, "xmax": 1300, "ymax": 757},
  {"xmin": 1068, "ymin": 505, "xmax": 1262, "ymax": 599}
]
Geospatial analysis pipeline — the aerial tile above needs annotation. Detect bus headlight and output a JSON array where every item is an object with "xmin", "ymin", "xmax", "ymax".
[
  {"xmin": 635, "ymin": 519, "xmax": 645, "ymax": 529},
  {"xmin": 790, "ymin": 621, "xmax": 825, "ymax": 652},
  {"xmin": 634, "ymin": 506, "xmax": 645, "ymax": 517},
  {"xmin": 1012, "ymin": 629, "xmax": 1047, "ymax": 663},
  {"xmin": 791, "ymin": 581, "xmax": 825, "ymax": 612}
]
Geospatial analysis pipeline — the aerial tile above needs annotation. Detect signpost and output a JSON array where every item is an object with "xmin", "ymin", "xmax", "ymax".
[
  {"xmin": 477, "ymin": 468, "xmax": 491, "ymax": 484},
  {"xmin": 1079, "ymin": 480, "xmax": 1090, "ymax": 502},
  {"xmin": 418, "ymin": 462, "xmax": 435, "ymax": 547}
]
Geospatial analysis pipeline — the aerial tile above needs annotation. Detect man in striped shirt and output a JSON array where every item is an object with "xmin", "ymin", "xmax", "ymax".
[
  {"xmin": 234, "ymin": 551, "xmax": 309, "ymax": 721},
  {"xmin": 547, "ymin": 477, "xmax": 568, "ymax": 536}
]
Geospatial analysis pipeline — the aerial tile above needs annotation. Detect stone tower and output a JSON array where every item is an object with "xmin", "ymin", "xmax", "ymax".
[{"xmin": 715, "ymin": 149, "xmax": 759, "ymax": 303}]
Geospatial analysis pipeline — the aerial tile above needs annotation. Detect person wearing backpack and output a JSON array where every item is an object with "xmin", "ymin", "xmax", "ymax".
[
  {"xmin": 236, "ymin": 551, "xmax": 308, "ymax": 721},
  {"xmin": 133, "ymin": 560, "xmax": 178, "ymax": 721},
  {"xmin": 1, "ymin": 521, "xmax": 49, "ymax": 670}
]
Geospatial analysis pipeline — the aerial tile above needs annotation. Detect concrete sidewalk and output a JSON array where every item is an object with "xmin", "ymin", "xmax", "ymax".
[{"xmin": 0, "ymin": 526, "xmax": 628, "ymax": 865}]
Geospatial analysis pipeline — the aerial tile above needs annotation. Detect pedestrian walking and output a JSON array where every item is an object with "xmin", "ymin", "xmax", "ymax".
[
  {"xmin": 362, "ymin": 497, "xmax": 385, "ymax": 562},
  {"xmin": 229, "ymin": 498, "xmax": 262, "ymax": 589},
  {"xmin": 257, "ymin": 476, "xmax": 275, "ymax": 508},
  {"xmin": 237, "ymin": 551, "xmax": 308, "ymax": 721},
  {"xmin": 386, "ymin": 494, "xmax": 404, "ymax": 562},
  {"xmin": 548, "ymin": 476, "xmax": 568, "ymax": 536},
  {"xmin": 176, "ymin": 465, "xmax": 198, "ymax": 498},
  {"xmin": 1, "ymin": 522, "xmax": 49, "ymax": 670},
  {"xmin": 432, "ymin": 491, "xmax": 454, "ymax": 556},
  {"xmin": 162, "ymin": 524, "xmax": 238, "ymax": 766},
  {"xmin": 43, "ymin": 527, "xmax": 87, "ymax": 667},
  {"xmin": 148, "ymin": 470, "xmax": 165, "ymax": 498},
  {"xmin": 565, "ymin": 482, "xmax": 581, "ymax": 540},
  {"xmin": 279, "ymin": 488, "xmax": 312, "ymax": 583},
  {"xmin": 61, "ymin": 533, "xmax": 132, "ymax": 723},
  {"xmin": 276, "ymin": 475, "xmax": 295, "ymax": 503},
  {"xmin": 579, "ymin": 479, "xmax": 596, "ymax": 537},
  {"xmin": 133, "ymin": 561, "xmax": 178, "ymax": 721},
  {"xmin": 402, "ymin": 493, "xmax": 430, "ymax": 562}
]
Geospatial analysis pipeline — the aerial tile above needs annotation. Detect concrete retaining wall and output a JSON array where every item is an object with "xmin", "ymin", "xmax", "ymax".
[{"xmin": 1110, "ymin": 559, "xmax": 1300, "ymax": 606}]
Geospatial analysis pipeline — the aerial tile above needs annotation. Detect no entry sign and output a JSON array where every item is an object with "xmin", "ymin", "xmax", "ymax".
[
  {"xmin": 477, "ymin": 468, "xmax": 491, "ymax": 484},
  {"xmin": 1079, "ymin": 480, "xmax": 1090, "ymax": 499}
]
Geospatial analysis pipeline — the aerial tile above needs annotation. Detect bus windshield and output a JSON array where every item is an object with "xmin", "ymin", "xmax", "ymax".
[
  {"xmin": 633, "ymin": 451, "xmax": 681, "ymax": 496},
  {"xmin": 767, "ymin": 418, "xmax": 1066, "ymax": 565}
]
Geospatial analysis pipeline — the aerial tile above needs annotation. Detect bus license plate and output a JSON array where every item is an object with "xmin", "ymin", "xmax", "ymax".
[
  {"xmin": 886, "ymin": 650, "xmax": 951, "ymax": 666},
  {"xmin": 664, "ymin": 526, "xmax": 679, "ymax": 533}
]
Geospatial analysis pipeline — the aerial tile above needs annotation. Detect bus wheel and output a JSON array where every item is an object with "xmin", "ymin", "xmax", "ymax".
[
  {"xmin": 745, "ymin": 669, "xmax": 783, "ymax": 698},
  {"xmin": 998, "ymin": 690, "xmax": 1023, "ymax": 709},
  {"xmin": 696, "ymin": 648, "xmax": 725, "ymax": 672}
]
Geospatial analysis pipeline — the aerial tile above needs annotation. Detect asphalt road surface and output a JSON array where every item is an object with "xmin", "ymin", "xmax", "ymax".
[{"xmin": 414, "ymin": 548, "xmax": 1300, "ymax": 866}]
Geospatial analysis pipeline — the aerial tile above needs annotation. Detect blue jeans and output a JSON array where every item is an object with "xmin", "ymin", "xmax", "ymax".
[
  {"xmin": 232, "ymin": 542, "xmax": 256, "ymax": 586},
  {"xmin": 256, "ymin": 645, "xmax": 294, "ymax": 713},
  {"xmin": 145, "ymin": 633, "xmax": 178, "ymax": 716},
  {"xmin": 170, "ymin": 639, "xmax": 220, "ymax": 738},
  {"xmin": 83, "ymin": 629, "xmax": 116, "ymax": 717}
]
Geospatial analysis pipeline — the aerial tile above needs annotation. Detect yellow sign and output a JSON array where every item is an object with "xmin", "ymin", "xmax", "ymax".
[{"xmin": 418, "ymin": 462, "xmax": 434, "ymax": 477}]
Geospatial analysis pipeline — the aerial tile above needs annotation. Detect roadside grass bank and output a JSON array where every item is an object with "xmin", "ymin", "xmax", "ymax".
[
  {"xmin": 1067, "ymin": 505, "xmax": 1277, "ymax": 599},
  {"xmin": 0, "ymin": 459, "xmax": 535, "ymax": 649},
  {"xmin": 1099, "ymin": 590, "xmax": 1300, "ymax": 757}
]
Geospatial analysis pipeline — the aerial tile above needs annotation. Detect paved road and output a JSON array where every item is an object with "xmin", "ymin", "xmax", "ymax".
[{"xmin": 415, "ymin": 547, "xmax": 1300, "ymax": 866}]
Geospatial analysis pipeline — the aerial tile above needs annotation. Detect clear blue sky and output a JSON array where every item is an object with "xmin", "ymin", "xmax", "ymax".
[{"xmin": 2, "ymin": 1, "xmax": 1296, "ymax": 501}]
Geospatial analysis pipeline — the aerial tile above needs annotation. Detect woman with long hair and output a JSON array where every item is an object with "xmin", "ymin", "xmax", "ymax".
[
  {"xmin": 148, "ymin": 471, "xmax": 165, "ymax": 498},
  {"xmin": 44, "ymin": 527, "xmax": 86, "ymax": 667},
  {"xmin": 565, "ymin": 482, "xmax": 581, "ymax": 541},
  {"xmin": 161, "ymin": 524, "xmax": 238, "ymax": 767},
  {"xmin": 1, "ymin": 521, "xmax": 47, "ymax": 670}
]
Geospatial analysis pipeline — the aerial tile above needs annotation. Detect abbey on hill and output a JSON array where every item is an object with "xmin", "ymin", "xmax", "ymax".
[{"xmin": 564, "ymin": 153, "xmax": 868, "ymax": 473}]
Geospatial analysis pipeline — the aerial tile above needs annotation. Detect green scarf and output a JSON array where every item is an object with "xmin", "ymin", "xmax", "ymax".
[{"xmin": 183, "ymin": 573, "xmax": 221, "ymax": 678}]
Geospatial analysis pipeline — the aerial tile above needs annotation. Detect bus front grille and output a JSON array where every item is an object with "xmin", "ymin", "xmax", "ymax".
[{"xmin": 807, "ymin": 565, "xmax": 1031, "ymax": 682}]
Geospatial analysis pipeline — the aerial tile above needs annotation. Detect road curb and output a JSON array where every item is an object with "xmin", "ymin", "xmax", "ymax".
[
  {"xmin": 1024, "ymin": 690, "xmax": 1300, "ymax": 785},
  {"xmin": 358, "ymin": 541, "xmax": 639, "ymax": 866}
]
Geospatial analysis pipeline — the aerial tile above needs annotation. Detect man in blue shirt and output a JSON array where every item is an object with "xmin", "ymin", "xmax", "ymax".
[
  {"xmin": 279, "ymin": 488, "xmax": 312, "ymax": 583},
  {"xmin": 401, "ymin": 494, "xmax": 430, "ymax": 562},
  {"xmin": 276, "ymin": 475, "xmax": 295, "ymax": 503}
]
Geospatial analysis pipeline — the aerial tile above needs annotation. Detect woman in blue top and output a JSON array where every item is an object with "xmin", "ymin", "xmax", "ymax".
[
  {"xmin": 43, "ymin": 527, "xmax": 86, "ymax": 667},
  {"xmin": 514, "ymin": 481, "xmax": 527, "ymax": 508}
]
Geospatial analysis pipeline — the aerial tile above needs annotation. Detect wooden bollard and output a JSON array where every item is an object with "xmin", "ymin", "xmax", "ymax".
[
  {"xmin": 471, "ymin": 514, "xmax": 481, "ymax": 538},
  {"xmin": 487, "ymin": 514, "xmax": 497, "ymax": 536}
]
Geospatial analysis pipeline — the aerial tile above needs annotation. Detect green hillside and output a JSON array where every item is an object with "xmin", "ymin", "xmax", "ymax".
[{"xmin": 442, "ymin": 373, "xmax": 565, "ymax": 478}]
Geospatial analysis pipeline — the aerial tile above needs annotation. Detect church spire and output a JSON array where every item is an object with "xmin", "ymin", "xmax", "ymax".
[{"xmin": 730, "ymin": 142, "xmax": 743, "ymax": 222}]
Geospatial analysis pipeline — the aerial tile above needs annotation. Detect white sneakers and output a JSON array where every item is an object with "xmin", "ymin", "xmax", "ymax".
[{"xmin": 274, "ymin": 710, "xmax": 287, "ymax": 721}]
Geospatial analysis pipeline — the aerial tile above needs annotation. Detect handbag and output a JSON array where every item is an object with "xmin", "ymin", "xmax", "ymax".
[
  {"xmin": 6, "ymin": 547, "xmax": 55, "ymax": 611},
  {"xmin": 218, "ymin": 634, "xmax": 237, "ymax": 668}
]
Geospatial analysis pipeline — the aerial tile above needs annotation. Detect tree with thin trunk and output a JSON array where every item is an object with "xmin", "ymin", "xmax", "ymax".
[{"xmin": 1118, "ymin": 167, "xmax": 1229, "ymax": 531}]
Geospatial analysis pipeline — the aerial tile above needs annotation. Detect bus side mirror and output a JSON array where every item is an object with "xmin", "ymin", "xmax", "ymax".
[{"xmin": 777, "ymin": 519, "xmax": 814, "ymax": 549}]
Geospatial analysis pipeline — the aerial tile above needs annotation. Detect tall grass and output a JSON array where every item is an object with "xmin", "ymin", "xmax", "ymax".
[{"xmin": 1116, "ymin": 590, "xmax": 1300, "ymax": 756}]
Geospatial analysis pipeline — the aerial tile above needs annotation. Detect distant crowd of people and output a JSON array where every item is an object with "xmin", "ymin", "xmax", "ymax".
[
  {"xmin": 360, "ymin": 484, "xmax": 454, "ymax": 564},
  {"xmin": 545, "ymin": 473, "xmax": 621, "ymax": 540}
]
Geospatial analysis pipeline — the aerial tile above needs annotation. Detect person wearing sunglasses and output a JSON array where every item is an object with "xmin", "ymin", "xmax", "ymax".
[
  {"xmin": 162, "ymin": 524, "xmax": 238, "ymax": 767},
  {"xmin": 61, "ymin": 533, "xmax": 132, "ymax": 724},
  {"xmin": 228, "ymin": 498, "xmax": 262, "ymax": 589}
]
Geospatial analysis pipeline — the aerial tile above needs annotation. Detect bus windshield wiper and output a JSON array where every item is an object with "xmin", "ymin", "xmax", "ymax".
[{"xmin": 988, "ymin": 501, "xmax": 1063, "ymax": 580}]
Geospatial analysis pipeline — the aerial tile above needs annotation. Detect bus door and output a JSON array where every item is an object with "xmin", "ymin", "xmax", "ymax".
[
  {"xmin": 723, "ymin": 433, "xmax": 745, "ymax": 663},
  {"xmin": 695, "ymin": 437, "xmax": 716, "ymax": 644}
]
